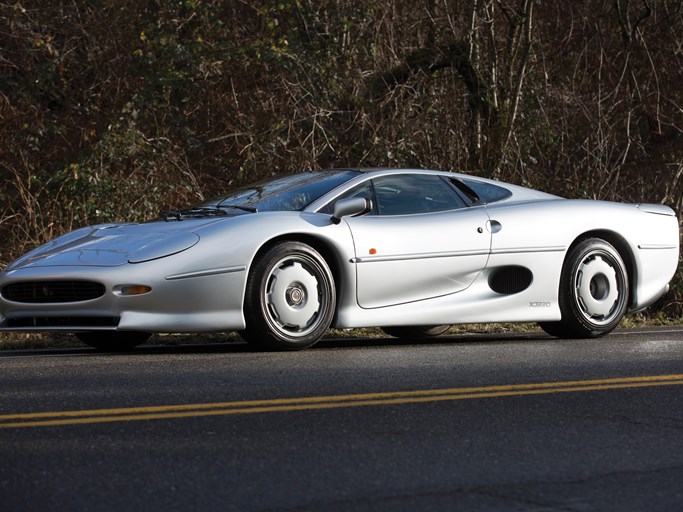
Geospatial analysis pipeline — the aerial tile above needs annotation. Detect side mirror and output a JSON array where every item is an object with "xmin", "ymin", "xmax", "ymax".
[{"xmin": 331, "ymin": 197, "xmax": 372, "ymax": 224}]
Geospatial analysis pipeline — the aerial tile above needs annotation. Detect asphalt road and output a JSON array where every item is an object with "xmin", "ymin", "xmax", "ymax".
[{"xmin": 1, "ymin": 328, "xmax": 682, "ymax": 512}]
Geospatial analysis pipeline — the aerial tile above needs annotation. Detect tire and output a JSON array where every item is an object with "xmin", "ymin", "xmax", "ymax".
[
  {"xmin": 76, "ymin": 331, "xmax": 150, "ymax": 351},
  {"xmin": 241, "ymin": 241, "xmax": 336, "ymax": 350},
  {"xmin": 381, "ymin": 325, "xmax": 451, "ymax": 338},
  {"xmin": 539, "ymin": 238, "xmax": 629, "ymax": 339}
]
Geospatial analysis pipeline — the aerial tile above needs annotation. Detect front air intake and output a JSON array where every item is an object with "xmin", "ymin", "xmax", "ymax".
[{"xmin": 1, "ymin": 281, "xmax": 106, "ymax": 303}]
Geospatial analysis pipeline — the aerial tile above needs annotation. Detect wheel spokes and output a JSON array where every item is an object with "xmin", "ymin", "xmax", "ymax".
[
  {"xmin": 576, "ymin": 255, "xmax": 619, "ymax": 320},
  {"xmin": 266, "ymin": 261, "xmax": 321, "ymax": 331}
]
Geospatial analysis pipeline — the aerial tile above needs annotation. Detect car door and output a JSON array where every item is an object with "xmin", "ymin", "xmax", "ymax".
[{"xmin": 342, "ymin": 174, "xmax": 491, "ymax": 309}]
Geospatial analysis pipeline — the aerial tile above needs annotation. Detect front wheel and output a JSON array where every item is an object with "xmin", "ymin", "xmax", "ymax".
[
  {"xmin": 241, "ymin": 241, "xmax": 336, "ymax": 351},
  {"xmin": 539, "ymin": 238, "xmax": 629, "ymax": 339}
]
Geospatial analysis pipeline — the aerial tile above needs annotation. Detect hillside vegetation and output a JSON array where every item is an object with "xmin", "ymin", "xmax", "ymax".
[{"xmin": 1, "ymin": 1, "xmax": 681, "ymax": 318}]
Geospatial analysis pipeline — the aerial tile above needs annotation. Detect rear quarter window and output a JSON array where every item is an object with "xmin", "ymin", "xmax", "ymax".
[{"xmin": 460, "ymin": 179, "xmax": 512, "ymax": 204}]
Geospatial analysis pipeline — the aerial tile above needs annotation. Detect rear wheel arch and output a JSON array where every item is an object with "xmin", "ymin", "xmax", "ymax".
[{"xmin": 540, "ymin": 234, "xmax": 631, "ymax": 338}]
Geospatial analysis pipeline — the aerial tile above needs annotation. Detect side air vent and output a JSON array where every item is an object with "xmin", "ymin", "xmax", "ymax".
[{"xmin": 488, "ymin": 266, "xmax": 533, "ymax": 295}]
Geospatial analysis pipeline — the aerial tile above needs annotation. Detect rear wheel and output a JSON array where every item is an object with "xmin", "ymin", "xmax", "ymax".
[
  {"xmin": 241, "ymin": 241, "xmax": 336, "ymax": 351},
  {"xmin": 381, "ymin": 325, "xmax": 451, "ymax": 338},
  {"xmin": 539, "ymin": 238, "xmax": 628, "ymax": 339},
  {"xmin": 76, "ymin": 331, "xmax": 150, "ymax": 351}
]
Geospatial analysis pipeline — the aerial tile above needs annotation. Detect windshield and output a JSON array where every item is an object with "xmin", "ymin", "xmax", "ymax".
[{"xmin": 202, "ymin": 170, "xmax": 360, "ymax": 213}]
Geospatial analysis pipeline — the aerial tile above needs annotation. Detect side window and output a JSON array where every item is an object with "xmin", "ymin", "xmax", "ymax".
[
  {"xmin": 459, "ymin": 178, "xmax": 512, "ymax": 204},
  {"xmin": 373, "ymin": 175, "xmax": 467, "ymax": 215}
]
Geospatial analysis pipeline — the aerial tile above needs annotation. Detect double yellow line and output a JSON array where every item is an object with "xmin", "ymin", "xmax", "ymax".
[{"xmin": 2, "ymin": 374, "xmax": 683, "ymax": 429}]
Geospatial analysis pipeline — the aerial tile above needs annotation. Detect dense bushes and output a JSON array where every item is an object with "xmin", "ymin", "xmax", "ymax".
[{"xmin": 1, "ymin": 0, "xmax": 681, "ymax": 317}]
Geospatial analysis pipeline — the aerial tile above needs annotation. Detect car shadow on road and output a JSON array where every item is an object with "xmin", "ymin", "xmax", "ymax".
[
  {"xmin": 316, "ymin": 331, "xmax": 548, "ymax": 349},
  {"xmin": 0, "ymin": 331, "xmax": 549, "ymax": 357}
]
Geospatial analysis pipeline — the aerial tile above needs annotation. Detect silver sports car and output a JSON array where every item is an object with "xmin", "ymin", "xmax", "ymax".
[{"xmin": 0, "ymin": 168, "xmax": 678, "ymax": 350}]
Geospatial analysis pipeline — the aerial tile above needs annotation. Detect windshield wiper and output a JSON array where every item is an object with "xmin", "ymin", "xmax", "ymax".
[
  {"xmin": 160, "ymin": 210, "xmax": 182, "ymax": 221},
  {"xmin": 160, "ymin": 207, "xmax": 228, "ymax": 221},
  {"xmin": 217, "ymin": 204, "xmax": 258, "ymax": 213},
  {"xmin": 160, "ymin": 203, "xmax": 257, "ymax": 221}
]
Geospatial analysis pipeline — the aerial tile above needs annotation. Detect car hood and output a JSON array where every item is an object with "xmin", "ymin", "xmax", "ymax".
[{"xmin": 5, "ymin": 219, "xmax": 222, "ymax": 271}]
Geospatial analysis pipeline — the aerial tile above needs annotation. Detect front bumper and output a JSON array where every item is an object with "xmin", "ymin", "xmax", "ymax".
[{"xmin": 0, "ymin": 263, "xmax": 248, "ymax": 333}]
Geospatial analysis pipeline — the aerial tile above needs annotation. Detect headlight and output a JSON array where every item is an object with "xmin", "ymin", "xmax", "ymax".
[{"xmin": 128, "ymin": 232, "xmax": 200, "ymax": 263}]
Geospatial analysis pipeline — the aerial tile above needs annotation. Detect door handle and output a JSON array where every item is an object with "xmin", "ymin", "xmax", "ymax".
[{"xmin": 487, "ymin": 220, "xmax": 502, "ymax": 233}]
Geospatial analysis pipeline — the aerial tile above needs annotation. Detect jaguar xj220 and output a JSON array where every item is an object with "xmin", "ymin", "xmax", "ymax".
[{"xmin": 0, "ymin": 168, "xmax": 678, "ymax": 350}]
